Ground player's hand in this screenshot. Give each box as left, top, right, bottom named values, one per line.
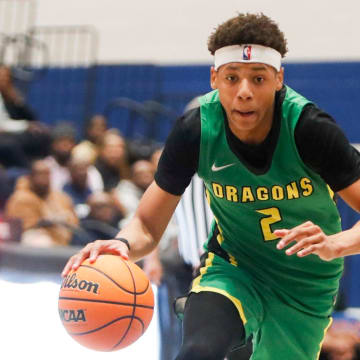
left=61, top=239, right=130, bottom=277
left=275, top=221, right=338, bottom=261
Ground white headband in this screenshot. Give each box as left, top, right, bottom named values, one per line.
left=214, top=44, right=282, bottom=71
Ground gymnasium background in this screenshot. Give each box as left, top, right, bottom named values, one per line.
left=0, top=0, right=360, bottom=358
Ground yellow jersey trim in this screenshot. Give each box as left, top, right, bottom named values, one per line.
left=191, top=252, right=247, bottom=325
left=191, top=284, right=247, bottom=326
left=192, top=252, right=214, bottom=289
left=316, top=317, right=333, bottom=360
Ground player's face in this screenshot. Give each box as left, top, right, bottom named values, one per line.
left=210, top=63, right=283, bottom=143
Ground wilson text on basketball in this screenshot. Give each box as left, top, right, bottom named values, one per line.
left=61, top=273, right=99, bottom=294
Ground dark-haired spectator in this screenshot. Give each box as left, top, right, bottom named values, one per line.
left=4, top=159, right=78, bottom=247
left=72, top=114, right=108, bottom=164
left=44, top=122, right=103, bottom=192
left=0, top=65, right=50, bottom=168
left=94, top=129, right=130, bottom=191
left=115, top=159, right=155, bottom=219
left=62, top=157, right=94, bottom=219
left=71, top=192, right=120, bottom=246
left=44, top=122, right=77, bottom=190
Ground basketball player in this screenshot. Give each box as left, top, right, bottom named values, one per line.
left=63, top=13, right=360, bottom=359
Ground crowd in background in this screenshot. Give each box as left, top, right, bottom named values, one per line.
left=0, top=65, right=157, bottom=248
left=0, top=64, right=191, bottom=360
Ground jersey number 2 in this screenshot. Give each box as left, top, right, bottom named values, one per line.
left=256, top=207, right=282, bottom=241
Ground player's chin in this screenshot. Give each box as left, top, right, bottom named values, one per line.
left=230, top=112, right=258, bottom=130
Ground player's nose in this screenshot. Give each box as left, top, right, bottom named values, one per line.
left=236, top=79, right=253, bottom=100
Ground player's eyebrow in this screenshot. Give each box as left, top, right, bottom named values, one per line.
left=250, top=65, right=267, bottom=71
left=224, top=64, right=268, bottom=72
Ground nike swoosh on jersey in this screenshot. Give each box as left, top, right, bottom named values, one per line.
left=211, top=163, right=235, bottom=172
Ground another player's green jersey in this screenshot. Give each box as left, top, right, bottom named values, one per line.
left=197, top=86, right=343, bottom=316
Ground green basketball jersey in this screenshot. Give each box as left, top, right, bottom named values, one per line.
left=197, top=86, right=343, bottom=315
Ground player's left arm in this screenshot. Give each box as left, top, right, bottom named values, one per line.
left=276, top=106, right=360, bottom=260
left=274, top=184, right=360, bottom=261
left=274, top=170, right=360, bottom=261
left=276, top=180, right=360, bottom=261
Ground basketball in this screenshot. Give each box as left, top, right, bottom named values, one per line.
left=58, top=254, right=154, bottom=351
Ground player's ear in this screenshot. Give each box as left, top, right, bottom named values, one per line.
left=210, top=66, right=218, bottom=90
left=275, top=67, right=284, bottom=91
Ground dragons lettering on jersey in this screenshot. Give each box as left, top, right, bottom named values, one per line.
left=211, top=177, right=313, bottom=203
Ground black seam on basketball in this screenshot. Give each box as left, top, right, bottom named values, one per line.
left=59, top=296, right=154, bottom=309
left=112, top=257, right=138, bottom=349
left=111, top=316, right=145, bottom=350
left=79, top=263, right=150, bottom=295
left=68, top=315, right=145, bottom=336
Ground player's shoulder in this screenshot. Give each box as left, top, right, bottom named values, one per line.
left=179, top=107, right=201, bottom=130
left=300, top=103, right=336, bottom=123
left=297, top=103, right=339, bottom=134
left=295, top=102, right=348, bottom=154
left=170, top=107, right=201, bottom=141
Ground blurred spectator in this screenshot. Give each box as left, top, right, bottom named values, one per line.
left=0, top=166, right=13, bottom=210
left=150, top=148, right=162, bottom=172
left=44, top=122, right=77, bottom=190
left=71, top=192, right=121, bottom=246
left=62, top=157, right=94, bottom=219
left=320, top=311, right=360, bottom=360
left=94, top=129, right=130, bottom=191
left=4, top=159, right=78, bottom=247
left=44, top=122, right=103, bottom=192
left=0, top=65, right=50, bottom=168
left=72, top=114, right=108, bottom=164
left=115, top=159, right=155, bottom=220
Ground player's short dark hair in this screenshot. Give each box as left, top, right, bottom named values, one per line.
left=208, top=13, right=288, bottom=57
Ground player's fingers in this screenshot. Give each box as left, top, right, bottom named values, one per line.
left=274, top=229, right=289, bottom=237
left=106, top=247, right=129, bottom=259
left=276, top=222, right=320, bottom=250
left=62, top=239, right=131, bottom=277
left=88, top=240, right=108, bottom=262
left=276, top=229, right=301, bottom=249
left=69, top=241, right=100, bottom=271
left=61, top=256, right=76, bottom=277
left=89, top=240, right=130, bottom=262
left=297, top=244, right=319, bottom=257
left=279, top=221, right=313, bottom=235
left=61, top=248, right=90, bottom=277
left=105, top=240, right=130, bottom=260
left=284, top=234, right=324, bottom=255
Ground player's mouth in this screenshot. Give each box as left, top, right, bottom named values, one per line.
left=233, top=110, right=256, bottom=117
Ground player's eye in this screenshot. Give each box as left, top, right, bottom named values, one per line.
left=254, top=76, right=264, bottom=83
left=225, top=75, right=237, bottom=82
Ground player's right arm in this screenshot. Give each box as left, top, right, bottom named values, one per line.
left=62, top=182, right=181, bottom=276
left=62, top=108, right=201, bottom=277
